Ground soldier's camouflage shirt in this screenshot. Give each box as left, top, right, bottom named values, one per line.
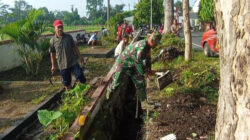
left=116, top=40, right=151, bottom=75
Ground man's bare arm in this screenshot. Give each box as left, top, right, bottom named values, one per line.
left=50, top=53, right=56, bottom=72
left=74, top=45, right=85, bottom=65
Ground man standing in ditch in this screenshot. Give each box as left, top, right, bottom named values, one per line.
left=50, top=20, right=86, bottom=90
left=107, top=31, right=161, bottom=102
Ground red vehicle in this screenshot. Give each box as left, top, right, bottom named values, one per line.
left=200, top=29, right=219, bottom=56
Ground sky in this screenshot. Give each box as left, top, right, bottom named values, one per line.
left=1, top=0, right=197, bottom=17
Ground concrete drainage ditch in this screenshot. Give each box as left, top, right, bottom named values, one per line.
left=0, top=57, right=144, bottom=140
left=83, top=77, right=143, bottom=140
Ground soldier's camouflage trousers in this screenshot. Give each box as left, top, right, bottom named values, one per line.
left=107, top=66, right=146, bottom=101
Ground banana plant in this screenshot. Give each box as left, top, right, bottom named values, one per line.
left=0, top=9, right=52, bottom=75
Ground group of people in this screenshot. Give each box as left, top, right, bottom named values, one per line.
left=50, top=18, right=181, bottom=106
left=76, top=32, right=98, bottom=49
left=116, top=20, right=134, bottom=43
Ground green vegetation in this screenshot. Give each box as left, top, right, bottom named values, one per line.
left=0, top=9, right=50, bottom=75
left=152, top=34, right=219, bottom=103
left=153, top=52, right=219, bottom=103
left=99, top=35, right=117, bottom=48
left=38, top=83, right=90, bottom=140
left=38, top=110, right=62, bottom=127
left=0, top=25, right=101, bottom=41
left=31, top=95, right=47, bottom=104
left=152, top=33, right=185, bottom=56
left=134, top=0, right=164, bottom=27
left=198, top=0, right=214, bottom=22
left=64, top=25, right=101, bottom=32
left=109, top=11, right=133, bottom=36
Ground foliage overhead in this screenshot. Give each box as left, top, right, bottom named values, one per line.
left=133, top=0, right=164, bottom=27
left=174, top=0, right=182, bottom=14
left=9, top=0, right=33, bottom=21
left=86, top=0, right=126, bottom=24
left=0, top=0, right=126, bottom=26
left=198, top=0, right=214, bottom=22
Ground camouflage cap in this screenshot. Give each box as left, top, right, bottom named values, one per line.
left=149, top=31, right=161, bottom=44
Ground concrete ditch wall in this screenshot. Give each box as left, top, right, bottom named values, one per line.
left=0, top=30, right=86, bottom=72
left=82, top=76, right=138, bottom=140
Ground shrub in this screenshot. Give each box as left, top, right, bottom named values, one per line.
left=0, top=9, right=51, bottom=75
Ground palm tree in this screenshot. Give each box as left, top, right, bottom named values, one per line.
left=0, top=9, right=50, bottom=75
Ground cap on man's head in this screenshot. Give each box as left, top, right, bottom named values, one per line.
left=150, top=31, right=161, bottom=44
left=53, top=20, right=63, bottom=27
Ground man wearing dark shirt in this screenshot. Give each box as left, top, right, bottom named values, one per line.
left=49, top=20, right=86, bottom=90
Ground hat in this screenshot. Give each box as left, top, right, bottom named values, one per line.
left=149, top=31, right=161, bottom=44
left=53, top=20, right=63, bottom=27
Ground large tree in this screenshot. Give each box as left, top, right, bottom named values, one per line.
left=9, top=0, right=32, bottom=21
left=86, top=0, right=104, bottom=22
left=215, top=0, right=250, bottom=139
left=134, top=0, right=164, bottom=28
left=0, top=1, right=9, bottom=25
left=183, top=0, right=192, bottom=61
left=163, top=0, right=174, bottom=33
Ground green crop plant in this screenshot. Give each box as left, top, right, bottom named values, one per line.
left=38, top=110, right=62, bottom=127
left=38, top=83, right=90, bottom=139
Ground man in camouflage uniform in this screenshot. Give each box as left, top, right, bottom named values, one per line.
left=107, top=32, right=161, bottom=101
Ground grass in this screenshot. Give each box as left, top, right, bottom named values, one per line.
left=152, top=50, right=220, bottom=103
left=64, top=25, right=102, bottom=33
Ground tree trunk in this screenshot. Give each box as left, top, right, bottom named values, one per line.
left=183, top=0, right=192, bottom=61
left=214, top=0, right=250, bottom=139
left=163, top=0, right=174, bottom=34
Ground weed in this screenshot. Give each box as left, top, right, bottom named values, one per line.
left=31, top=95, right=46, bottom=104
left=152, top=50, right=220, bottom=103
left=160, top=86, right=175, bottom=98
left=152, top=111, right=159, bottom=119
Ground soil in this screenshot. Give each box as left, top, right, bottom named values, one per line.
left=79, top=45, right=114, bottom=54
left=0, top=82, right=62, bottom=134
left=0, top=54, right=115, bottom=135
left=141, top=80, right=217, bottom=140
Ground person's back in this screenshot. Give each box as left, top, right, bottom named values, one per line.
left=114, top=40, right=124, bottom=58
left=118, top=40, right=150, bottom=70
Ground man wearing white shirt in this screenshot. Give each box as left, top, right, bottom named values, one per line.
left=114, top=34, right=129, bottom=58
